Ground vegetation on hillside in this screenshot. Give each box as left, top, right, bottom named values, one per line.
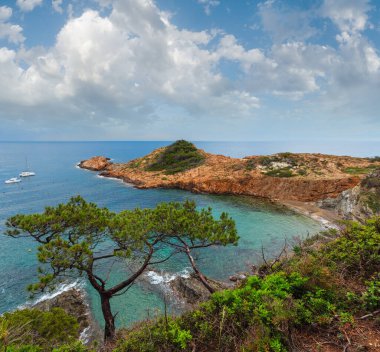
left=145, top=140, right=205, bottom=174
left=243, top=153, right=380, bottom=178
left=2, top=218, right=380, bottom=351
left=264, top=168, right=294, bottom=177
left=0, top=308, right=84, bottom=351
left=343, top=165, right=379, bottom=175
left=361, top=169, right=380, bottom=214
left=114, top=218, right=380, bottom=352
left=3, top=195, right=380, bottom=351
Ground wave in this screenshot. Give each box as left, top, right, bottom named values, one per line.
left=79, top=326, right=91, bottom=343
left=145, top=271, right=177, bottom=285
left=309, top=214, right=338, bottom=230
left=96, top=174, right=133, bottom=187
left=145, top=267, right=191, bottom=286
left=18, top=280, right=85, bottom=309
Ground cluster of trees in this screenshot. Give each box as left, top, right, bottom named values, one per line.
left=5, top=196, right=238, bottom=341
left=145, top=140, right=205, bottom=174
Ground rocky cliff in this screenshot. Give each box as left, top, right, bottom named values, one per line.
left=79, top=142, right=379, bottom=204
left=318, top=169, right=380, bottom=221
left=78, top=156, right=110, bottom=171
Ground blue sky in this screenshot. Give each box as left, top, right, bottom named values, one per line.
left=0, top=0, right=379, bottom=141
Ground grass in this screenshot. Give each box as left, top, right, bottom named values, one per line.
left=265, top=168, right=294, bottom=177
left=343, top=165, right=379, bottom=175
left=145, top=140, right=205, bottom=175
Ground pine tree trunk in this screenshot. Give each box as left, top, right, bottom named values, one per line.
left=185, top=247, right=215, bottom=294
left=101, top=294, right=115, bottom=341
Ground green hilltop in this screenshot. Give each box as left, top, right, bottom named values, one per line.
left=145, top=140, right=205, bottom=174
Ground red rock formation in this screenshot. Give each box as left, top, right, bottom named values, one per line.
left=79, top=156, right=111, bottom=171
left=79, top=149, right=379, bottom=202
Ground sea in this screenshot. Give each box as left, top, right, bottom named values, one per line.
left=0, top=141, right=379, bottom=329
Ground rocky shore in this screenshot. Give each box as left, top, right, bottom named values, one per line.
left=33, top=288, right=102, bottom=344
left=78, top=145, right=380, bottom=223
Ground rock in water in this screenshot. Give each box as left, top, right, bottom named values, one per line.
left=79, top=156, right=111, bottom=171
left=169, top=273, right=229, bottom=305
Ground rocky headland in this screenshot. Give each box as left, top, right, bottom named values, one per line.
left=78, top=141, right=380, bottom=222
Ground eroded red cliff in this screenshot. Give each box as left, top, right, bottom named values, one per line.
left=79, top=149, right=379, bottom=202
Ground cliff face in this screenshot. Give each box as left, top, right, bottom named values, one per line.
left=79, top=146, right=379, bottom=203
left=318, top=170, right=380, bottom=221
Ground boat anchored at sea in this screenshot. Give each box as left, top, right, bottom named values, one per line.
left=19, top=171, right=36, bottom=177
left=19, top=158, right=36, bottom=177
left=5, top=177, right=22, bottom=184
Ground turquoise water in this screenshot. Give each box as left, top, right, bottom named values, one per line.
left=1, top=141, right=377, bottom=328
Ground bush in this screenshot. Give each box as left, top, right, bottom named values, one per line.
left=0, top=308, right=79, bottom=351
left=245, top=159, right=256, bottom=171
left=360, top=276, right=380, bottom=311
left=146, top=140, right=205, bottom=174
left=323, top=218, right=380, bottom=278
left=115, top=271, right=348, bottom=351
left=114, top=217, right=380, bottom=351
left=344, top=166, right=379, bottom=175
left=265, top=168, right=294, bottom=178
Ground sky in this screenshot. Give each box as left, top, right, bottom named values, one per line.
left=0, top=0, right=379, bottom=141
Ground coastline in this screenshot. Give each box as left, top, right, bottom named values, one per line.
left=279, top=200, right=341, bottom=229
left=78, top=142, right=380, bottom=231
left=80, top=160, right=342, bottom=229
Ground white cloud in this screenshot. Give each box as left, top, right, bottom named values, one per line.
left=321, top=0, right=371, bottom=34
left=0, top=0, right=379, bottom=140
left=0, top=6, right=12, bottom=21
left=16, top=0, right=44, bottom=12
left=258, top=0, right=317, bottom=42
left=0, top=0, right=259, bottom=128
left=0, top=6, right=24, bottom=44
left=197, top=0, right=220, bottom=15
left=52, top=0, right=63, bottom=14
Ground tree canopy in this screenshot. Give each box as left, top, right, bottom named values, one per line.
left=5, top=196, right=238, bottom=341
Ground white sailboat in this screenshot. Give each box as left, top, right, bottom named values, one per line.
left=19, top=158, right=35, bottom=177
left=19, top=171, right=36, bottom=177
left=5, top=177, right=22, bottom=184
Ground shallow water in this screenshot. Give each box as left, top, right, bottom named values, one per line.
left=1, top=141, right=376, bottom=327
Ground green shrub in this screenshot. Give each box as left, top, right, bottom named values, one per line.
left=146, top=140, right=205, bottom=174
left=297, top=169, right=307, bottom=176
left=0, top=308, right=79, bottom=351
left=5, top=346, right=42, bottom=352
left=323, top=218, right=380, bottom=278
left=344, top=166, right=378, bottom=175
left=114, top=217, right=380, bottom=351
left=265, top=168, right=294, bottom=178
left=360, top=276, right=380, bottom=311
left=245, top=159, right=256, bottom=171
left=258, top=156, right=273, bottom=166
left=115, top=271, right=347, bottom=351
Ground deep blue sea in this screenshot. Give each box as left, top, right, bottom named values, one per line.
left=0, top=141, right=379, bottom=328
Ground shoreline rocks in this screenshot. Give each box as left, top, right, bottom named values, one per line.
left=317, top=169, right=380, bottom=222
left=33, top=288, right=102, bottom=344
left=169, top=273, right=231, bottom=306
left=78, top=156, right=111, bottom=171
